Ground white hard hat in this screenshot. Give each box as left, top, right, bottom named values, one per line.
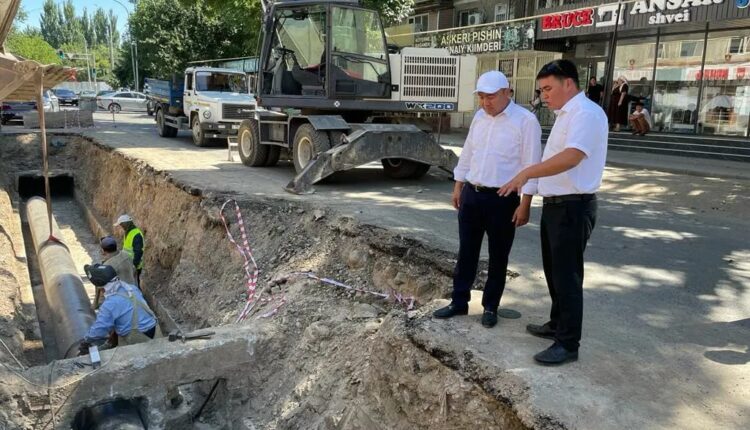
left=114, top=214, right=133, bottom=226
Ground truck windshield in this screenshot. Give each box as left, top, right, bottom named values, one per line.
left=195, top=72, right=248, bottom=93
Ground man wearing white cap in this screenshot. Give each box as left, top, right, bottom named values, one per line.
left=433, top=70, right=542, bottom=328
left=114, top=214, right=145, bottom=289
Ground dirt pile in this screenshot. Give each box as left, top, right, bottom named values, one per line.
left=0, top=133, right=529, bottom=429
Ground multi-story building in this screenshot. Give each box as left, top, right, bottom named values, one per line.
left=533, top=0, right=750, bottom=137
left=389, top=0, right=561, bottom=127
left=396, top=0, right=750, bottom=136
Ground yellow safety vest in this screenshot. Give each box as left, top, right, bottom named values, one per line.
left=123, top=227, right=145, bottom=270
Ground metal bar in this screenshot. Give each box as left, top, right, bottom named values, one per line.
left=694, top=22, right=710, bottom=135
left=26, top=197, right=95, bottom=359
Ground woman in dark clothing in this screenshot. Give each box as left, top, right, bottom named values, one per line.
left=607, top=76, right=629, bottom=131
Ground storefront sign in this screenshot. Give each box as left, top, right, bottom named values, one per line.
left=631, top=0, right=724, bottom=25
left=416, top=22, right=535, bottom=55
left=542, top=9, right=595, bottom=31
left=536, top=0, right=748, bottom=39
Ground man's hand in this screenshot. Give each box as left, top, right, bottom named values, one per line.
left=78, top=340, right=91, bottom=356
left=451, top=182, right=464, bottom=209
left=512, top=204, right=530, bottom=227
left=499, top=171, right=529, bottom=197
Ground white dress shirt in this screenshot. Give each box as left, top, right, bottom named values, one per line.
left=538, top=92, right=608, bottom=197
left=454, top=101, right=542, bottom=196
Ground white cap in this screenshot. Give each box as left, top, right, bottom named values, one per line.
left=474, top=71, right=510, bottom=94
left=114, top=214, right=132, bottom=226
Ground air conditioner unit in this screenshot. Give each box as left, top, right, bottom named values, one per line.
left=468, top=12, right=482, bottom=26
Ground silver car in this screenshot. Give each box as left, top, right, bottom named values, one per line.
left=97, top=91, right=148, bottom=113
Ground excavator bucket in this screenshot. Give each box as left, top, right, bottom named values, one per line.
left=284, top=124, right=458, bottom=195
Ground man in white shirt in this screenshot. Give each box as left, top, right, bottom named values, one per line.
left=500, top=60, right=607, bottom=365
left=433, top=71, right=542, bottom=328
left=628, top=101, right=652, bottom=135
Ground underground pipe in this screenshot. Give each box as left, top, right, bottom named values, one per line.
left=26, top=196, right=95, bottom=359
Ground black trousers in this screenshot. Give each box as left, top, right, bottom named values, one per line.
left=452, top=186, right=519, bottom=311
left=540, top=197, right=597, bottom=351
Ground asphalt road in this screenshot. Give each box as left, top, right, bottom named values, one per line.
left=83, top=111, right=750, bottom=429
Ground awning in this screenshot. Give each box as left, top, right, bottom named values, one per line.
left=1, top=0, right=74, bottom=101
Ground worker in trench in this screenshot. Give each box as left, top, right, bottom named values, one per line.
left=79, top=264, right=160, bottom=355
left=86, top=236, right=137, bottom=309
left=114, top=214, right=145, bottom=289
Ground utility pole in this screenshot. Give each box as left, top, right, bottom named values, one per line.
left=107, top=23, right=115, bottom=71
left=84, top=38, right=92, bottom=89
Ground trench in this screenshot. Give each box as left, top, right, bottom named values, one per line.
left=0, top=133, right=532, bottom=430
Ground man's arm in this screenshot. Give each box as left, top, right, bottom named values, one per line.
left=499, top=148, right=586, bottom=196
left=132, top=233, right=144, bottom=267
left=452, top=119, right=478, bottom=209
left=84, top=300, right=117, bottom=342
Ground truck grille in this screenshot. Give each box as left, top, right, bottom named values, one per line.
left=401, top=55, right=458, bottom=102
left=221, top=104, right=254, bottom=121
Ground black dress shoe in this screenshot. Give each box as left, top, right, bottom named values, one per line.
left=433, top=303, right=468, bottom=319
left=533, top=343, right=578, bottom=365
left=526, top=322, right=556, bottom=339
left=481, top=310, right=498, bottom=328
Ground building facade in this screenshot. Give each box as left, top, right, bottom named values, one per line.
left=389, top=0, right=560, bottom=127
left=530, top=0, right=750, bottom=136
left=392, top=0, right=750, bottom=136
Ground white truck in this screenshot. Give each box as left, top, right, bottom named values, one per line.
left=147, top=67, right=256, bottom=147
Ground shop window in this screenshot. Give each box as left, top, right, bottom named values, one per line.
left=499, top=59, right=515, bottom=78
left=408, top=14, right=428, bottom=32
left=494, top=2, right=515, bottom=22
left=459, top=9, right=483, bottom=26
left=537, top=0, right=561, bottom=9
left=728, top=36, right=749, bottom=54
left=680, top=41, right=704, bottom=58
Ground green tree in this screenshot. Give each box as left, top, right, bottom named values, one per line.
left=362, top=0, right=415, bottom=25
left=116, top=0, right=261, bottom=87
left=40, top=0, right=63, bottom=47
left=5, top=32, right=62, bottom=64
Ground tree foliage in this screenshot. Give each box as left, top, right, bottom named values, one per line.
left=362, top=0, right=415, bottom=25
left=39, top=0, right=120, bottom=48
left=5, top=32, right=61, bottom=65
left=117, top=0, right=261, bottom=86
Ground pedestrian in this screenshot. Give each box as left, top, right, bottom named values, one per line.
left=585, top=77, right=604, bottom=107
left=87, top=235, right=137, bottom=309
left=114, top=214, right=144, bottom=288
left=530, top=89, right=543, bottom=117
left=607, top=76, right=629, bottom=131
left=499, top=59, right=607, bottom=365
left=78, top=264, right=159, bottom=355
left=433, top=70, right=542, bottom=328
left=628, top=102, right=652, bottom=135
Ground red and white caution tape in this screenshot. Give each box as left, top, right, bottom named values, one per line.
left=220, top=199, right=260, bottom=322
left=221, top=200, right=416, bottom=322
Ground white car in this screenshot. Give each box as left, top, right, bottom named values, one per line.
left=97, top=91, right=148, bottom=113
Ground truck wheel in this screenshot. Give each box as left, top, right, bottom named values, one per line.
left=293, top=124, right=330, bottom=173
left=265, top=146, right=281, bottom=167
left=108, top=103, right=121, bottom=113
left=381, top=159, right=431, bottom=179
left=191, top=115, right=210, bottom=147
left=156, top=108, right=177, bottom=138
left=238, top=120, right=269, bottom=167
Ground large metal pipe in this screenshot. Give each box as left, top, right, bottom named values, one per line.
left=26, top=197, right=95, bottom=359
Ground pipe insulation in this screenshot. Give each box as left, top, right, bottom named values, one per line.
left=26, top=197, right=95, bottom=359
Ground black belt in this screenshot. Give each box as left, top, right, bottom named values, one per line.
left=543, top=194, right=596, bottom=205
left=466, top=182, right=499, bottom=193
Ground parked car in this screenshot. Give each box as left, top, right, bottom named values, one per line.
left=97, top=91, right=149, bottom=113
left=52, top=88, right=79, bottom=106
left=1, top=90, right=59, bottom=124
left=79, top=90, right=98, bottom=100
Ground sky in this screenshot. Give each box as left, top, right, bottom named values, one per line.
left=19, top=0, right=132, bottom=33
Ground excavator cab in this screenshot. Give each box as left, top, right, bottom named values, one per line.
left=259, top=0, right=392, bottom=106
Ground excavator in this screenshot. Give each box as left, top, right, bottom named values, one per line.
left=241, top=0, right=477, bottom=193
